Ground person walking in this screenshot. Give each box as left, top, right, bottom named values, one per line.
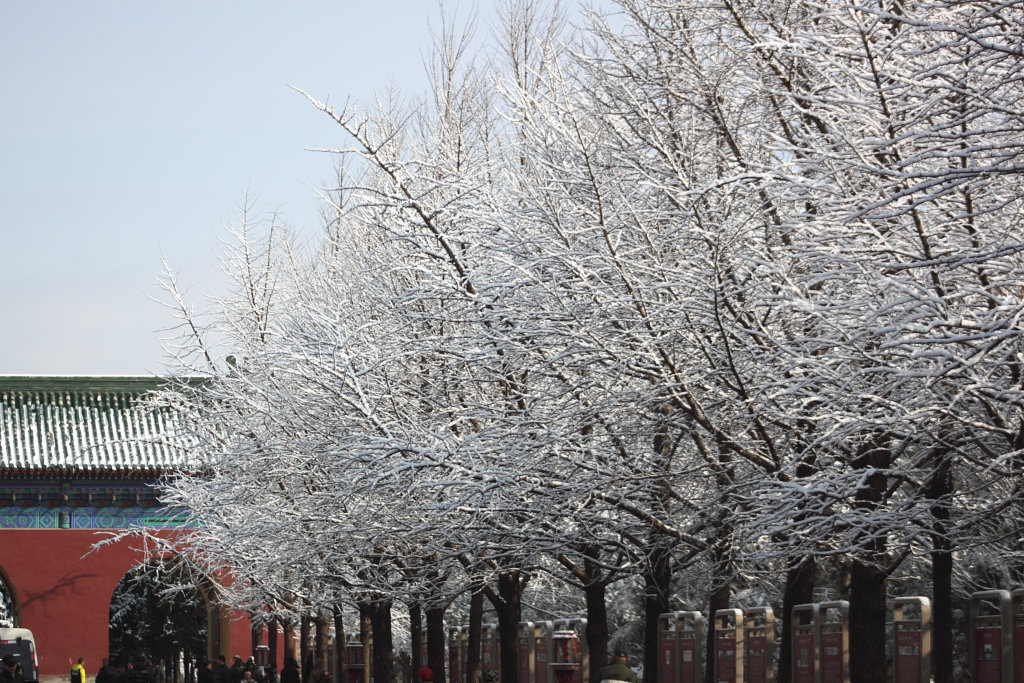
left=216, top=656, right=232, bottom=683
left=127, top=657, right=151, bottom=683
left=71, top=658, right=88, bottom=683
left=229, top=657, right=244, bottom=683
left=118, top=660, right=133, bottom=683
left=597, top=650, right=638, bottom=683
left=279, top=658, right=300, bottom=683
left=149, top=658, right=164, bottom=683
left=96, top=658, right=118, bottom=683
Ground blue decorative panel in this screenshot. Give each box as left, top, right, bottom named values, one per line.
left=0, top=507, right=191, bottom=529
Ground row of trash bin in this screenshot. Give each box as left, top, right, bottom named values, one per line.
left=339, top=588, right=1024, bottom=683
left=446, top=619, right=589, bottom=683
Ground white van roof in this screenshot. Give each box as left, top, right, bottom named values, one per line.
left=0, top=628, right=34, bottom=638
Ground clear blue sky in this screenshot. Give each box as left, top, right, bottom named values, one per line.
left=0, top=1, right=503, bottom=376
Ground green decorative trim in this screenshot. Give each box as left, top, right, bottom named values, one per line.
left=0, top=507, right=191, bottom=529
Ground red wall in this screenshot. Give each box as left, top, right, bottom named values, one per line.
left=0, top=529, right=253, bottom=677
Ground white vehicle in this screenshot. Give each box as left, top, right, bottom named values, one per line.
left=0, top=627, right=39, bottom=683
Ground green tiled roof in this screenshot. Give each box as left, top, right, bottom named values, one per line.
left=0, top=376, right=187, bottom=473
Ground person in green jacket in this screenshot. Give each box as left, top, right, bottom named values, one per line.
left=597, top=650, right=638, bottom=683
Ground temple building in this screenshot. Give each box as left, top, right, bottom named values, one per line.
left=0, top=376, right=253, bottom=681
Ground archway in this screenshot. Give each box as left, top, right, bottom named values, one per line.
left=108, top=559, right=219, bottom=682
left=0, top=529, right=258, bottom=682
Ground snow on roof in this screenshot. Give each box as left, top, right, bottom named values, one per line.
left=0, top=376, right=187, bottom=473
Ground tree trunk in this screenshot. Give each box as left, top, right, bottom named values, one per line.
left=301, top=616, right=313, bottom=683
left=286, top=620, right=299, bottom=669
left=645, top=407, right=675, bottom=683
left=360, top=601, right=373, bottom=683
left=316, top=612, right=331, bottom=674
left=849, top=444, right=890, bottom=683
left=269, top=618, right=279, bottom=672
left=849, top=559, right=887, bottom=683
left=465, top=589, right=484, bottom=683
left=410, top=604, right=423, bottom=676
left=642, top=540, right=672, bottom=683
left=333, top=605, right=345, bottom=683
left=370, top=597, right=395, bottom=683
left=490, top=570, right=526, bottom=683
left=428, top=604, right=449, bottom=683
left=777, top=555, right=815, bottom=683
left=582, top=553, right=609, bottom=683
left=1014, top=422, right=1024, bottom=583
left=927, top=452, right=954, bottom=683
left=704, top=453, right=735, bottom=683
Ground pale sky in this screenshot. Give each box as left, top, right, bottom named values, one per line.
left=0, top=1, right=505, bottom=376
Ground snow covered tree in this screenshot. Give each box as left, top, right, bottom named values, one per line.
left=142, top=3, right=1024, bottom=683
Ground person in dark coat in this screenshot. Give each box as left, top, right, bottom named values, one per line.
left=1, top=654, right=25, bottom=683
left=216, top=657, right=231, bottom=683
left=114, top=660, right=131, bottom=683
left=597, top=650, right=638, bottom=683
left=229, top=658, right=244, bottom=683
left=128, top=657, right=152, bottom=683
left=97, top=658, right=118, bottom=683
left=279, top=658, right=300, bottom=683
left=149, top=658, right=165, bottom=683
